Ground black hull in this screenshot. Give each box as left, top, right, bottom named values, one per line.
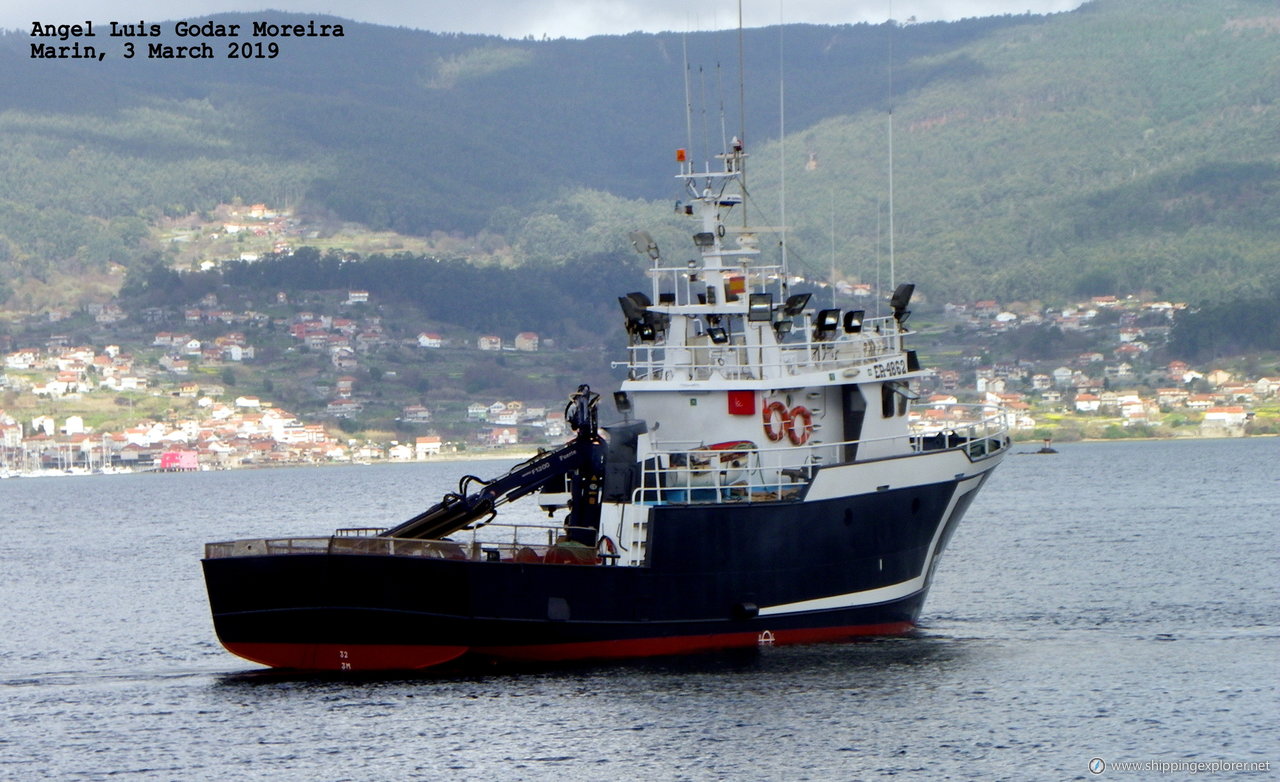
left=203, top=479, right=981, bottom=670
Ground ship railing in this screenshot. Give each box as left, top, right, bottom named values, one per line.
left=909, top=403, right=1010, bottom=459
left=640, top=262, right=787, bottom=311
left=633, top=442, right=815, bottom=504
left=634, top=404, right=1007, bottom=505
left=619, top=316, right=904, bottom=381
left=204, top=523, right=610, bottom=565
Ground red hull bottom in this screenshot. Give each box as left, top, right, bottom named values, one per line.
left=223, top=641, right=469, bottom=671
left=220, top=621, right=915, bottom=672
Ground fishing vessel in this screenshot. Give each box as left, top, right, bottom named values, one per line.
left=201, top=137, right=1009, bottom=672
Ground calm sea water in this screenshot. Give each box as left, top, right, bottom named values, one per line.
left=1, top=439, right=1276, bottom=780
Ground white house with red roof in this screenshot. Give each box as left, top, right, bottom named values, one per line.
left=1074, top=393, right=1101, bottom=413
left=484, top=427, right=519, bottom=446
left=1201, top=406, right=1248, bottom=437
left=5, top=349, right=39, bottom=369
left=415, top=436, right=443, bottom=458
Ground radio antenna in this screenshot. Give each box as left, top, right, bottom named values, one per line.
left=737, top=0, right=746, bottom=156
left=778, top=2, right=788, bottom=266
left=887, top=1, right=897, bottom=292
left=682, top=34, right=694, bottom=164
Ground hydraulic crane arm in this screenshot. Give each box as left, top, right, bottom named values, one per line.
left=380, top=386, right=604, bottom=542
left=380, top=442, right=591, bottom=540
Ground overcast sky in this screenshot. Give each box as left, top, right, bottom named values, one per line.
left=8, top=1, right=1086, bottom=39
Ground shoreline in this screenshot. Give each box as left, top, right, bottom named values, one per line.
left=7, top=433, right=1277, bottom=478
left=1011, top=431, right=1275, bottom=446
left=0, top=448, right=541, bottom=478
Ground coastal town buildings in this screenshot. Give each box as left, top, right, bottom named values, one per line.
left=1, top=289, right=1275, bottom=476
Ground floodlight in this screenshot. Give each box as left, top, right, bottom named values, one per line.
left=748, top=293, right=773, bottom=322
left=782, top=293, right=812, bottom=316
left=618, top=295, right=646, bottom=322
left=815, top=309, right=841, bottom=330
left=889, top=283, right=915, bottom=324
left=813, top=308, right=840, bottom=342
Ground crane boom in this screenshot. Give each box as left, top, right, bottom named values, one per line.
left=380, top=386, right=605, bottom=542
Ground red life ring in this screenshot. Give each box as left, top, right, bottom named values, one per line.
left=762, top=401, right=790, bottom=442
left=786, top=406, right=813, bottom=445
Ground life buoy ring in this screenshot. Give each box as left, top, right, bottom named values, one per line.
left=786, top=406, right=813, bottom=445
left=762, top=401, right=790, bottom=442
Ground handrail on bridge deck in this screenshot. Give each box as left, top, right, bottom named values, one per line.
left=634, top=404, right=1007, bottom=506
left=618, top=315, right=907, bottom=382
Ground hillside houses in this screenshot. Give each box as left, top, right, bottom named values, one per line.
left=0, top=392, right=468, bottom=472
left=2, top=273, right=1275, bottom=478
left=285, top=312, right=396, bottom=369
left=153, top=329, right=257, bottom=364
left=946, top=294, right=1187, bottom=341
left=400, top=405, right=432, bottom=423
left=0, top=403, right=341, bottom=472
left=482, top=427, right=519, bottom=446
left=920, top=288, right=1280, bottom=434
left=5, top=310, right=1274, bottom=455
left=5, top=349, right=39, bottom=369
left=413, top=331, right=542, bottom=352
left=284, top=309, right=538, bottom=357
left=942, top=350, right=1276, bottom=439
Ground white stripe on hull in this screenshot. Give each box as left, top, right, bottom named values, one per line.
left=804, top=448, right=982, bottom=501
left=758, top=469, right=990, bottom=618
left=758, top=574, right=926, bottom=616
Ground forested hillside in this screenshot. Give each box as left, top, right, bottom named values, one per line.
left=0, top=0, right=1277, bottom=320
left=748, top=0, right=1280, bottom=305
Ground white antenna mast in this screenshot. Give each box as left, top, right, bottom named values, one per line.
left=700, top=66, right=711, bottom=170
left=712, top=8, right=729, bottom=154
left=682, top=34, right=694, bottom=166
left=737, top=0, right=746, bottom=158
left=876, top=201, right=883, bottom=316
left=887, top=2, right=897, bottom=293
left=778, top=2, right=787, bottom=271
left=830, top=196, right=837, bottom=307
left=717, top=62, right=729, bottom=155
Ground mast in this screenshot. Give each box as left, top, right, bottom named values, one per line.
left=887, top=4, right=896, bottom=293
left=777, top=3, right=788, bottom=274
left=737, top=0, right=746, bottom=170
left=682, top=34, right=694, bottom=161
